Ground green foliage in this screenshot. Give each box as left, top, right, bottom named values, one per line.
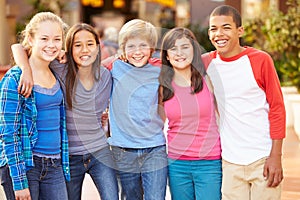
left=16, top=0, right=64, bottom=42
left=185, top=23, right=215, bottom=53
left=243, top=0, right=300, bottom=91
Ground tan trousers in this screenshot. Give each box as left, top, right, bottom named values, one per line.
left=222, top=157, right=281, bottom=200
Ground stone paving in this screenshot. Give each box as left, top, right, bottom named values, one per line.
left=82, top=127, right=300, bottom=200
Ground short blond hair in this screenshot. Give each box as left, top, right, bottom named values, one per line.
left=118, top=19, right=158, bottom=55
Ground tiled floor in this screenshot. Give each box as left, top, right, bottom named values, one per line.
left=82, top=127, right=300, bottom=200
left=281, top=127, right=300, bottom=200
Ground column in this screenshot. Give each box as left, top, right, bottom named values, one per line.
left=0, top=0, right=10, bottom=65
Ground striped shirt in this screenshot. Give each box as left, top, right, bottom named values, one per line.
left=0, top=66, right=70, bottom=191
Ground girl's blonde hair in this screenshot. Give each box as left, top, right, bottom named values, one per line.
left=21, top=12, right=68, bottom=55
left=118, top=19, right=158, bottom=55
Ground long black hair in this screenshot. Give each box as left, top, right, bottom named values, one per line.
left=65, top=23, right=101, bottom=109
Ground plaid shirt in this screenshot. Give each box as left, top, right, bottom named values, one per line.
left=0, top=66, right=70, bottom=191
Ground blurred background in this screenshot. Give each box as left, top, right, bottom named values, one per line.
left=0, top=0, right=289, bottom=66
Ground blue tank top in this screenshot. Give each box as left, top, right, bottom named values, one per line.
left=33, top=81, right=62, bottom=155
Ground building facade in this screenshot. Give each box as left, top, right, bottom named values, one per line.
left=0, top=0, right=288, bottom=67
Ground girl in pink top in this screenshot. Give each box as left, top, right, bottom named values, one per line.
left=159, top=27, right=222, bottom=200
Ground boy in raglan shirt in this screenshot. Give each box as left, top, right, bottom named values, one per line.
left=202, top=5, right=286, bottom=200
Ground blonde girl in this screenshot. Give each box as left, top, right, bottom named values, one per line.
left=0, top=12, right=70, bottom=200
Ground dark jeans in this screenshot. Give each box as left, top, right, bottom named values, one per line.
left=66, top=146, right=118, bottom=200
left=27, top=156, right=68, bottom=200
left=0, top=165, right=15, bottom=200
left=0, top=156, right=68, bottom=200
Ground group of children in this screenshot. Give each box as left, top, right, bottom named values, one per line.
left=0, top=5, right=285, bottom=200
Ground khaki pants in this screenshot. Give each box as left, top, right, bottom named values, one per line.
left=222, top=157, right=281, bottom=200
left=0, top=185, right=6, bottom=200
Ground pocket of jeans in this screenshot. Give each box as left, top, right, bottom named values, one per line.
left=52, top=159, right=62, bottom=168
left=111, top=146, right=123, bottom=162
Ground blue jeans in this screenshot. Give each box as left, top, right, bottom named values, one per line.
left=0, top=156, right=68, bottom=200
left=66, top=146, right=118, bottom=200
left=26, top=156, right=68, bottom=200
left=168, top=159, right=222, bottom=200
left=111, top=145, right=168, bottom=200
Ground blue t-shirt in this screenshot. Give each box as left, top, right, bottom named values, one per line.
left=33, top=80, right=62, bottom=155
left=108, top=59, right=165, bottom=148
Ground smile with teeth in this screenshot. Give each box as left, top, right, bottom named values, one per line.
left=132, top=56, right=144, bottom=61
left=44, top=50, right=57, bottom=56
left=175, top=58, right=186, bottom=62
left=215, top=39, right=227, bottom=47
left=80, top=55, right=90, bottom=61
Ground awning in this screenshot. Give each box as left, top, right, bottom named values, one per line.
left=146, top=0, right=176, bottom=7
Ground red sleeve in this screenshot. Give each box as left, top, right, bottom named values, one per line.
left=101, top=56, right=117, bottom=70
left=248, top=49, right=286, bottom=139
left=148, top=57, right=162, bottom=67
left=201, top=52, right=216, bottom=70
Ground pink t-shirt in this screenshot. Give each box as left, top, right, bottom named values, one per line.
left=164, top=79, right=221, bottom=160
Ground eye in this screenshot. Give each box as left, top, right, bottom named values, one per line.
left=140, top=43, right=149, bottom=48
left=169, top=47, right=177, bottom=51
left=182, top=45, right=190, bottom=49
left=126, top=45, right=135, bottom=49
left=88, top=43, right=95, bottom=46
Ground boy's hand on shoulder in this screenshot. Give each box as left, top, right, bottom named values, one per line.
left=18, top=67, right=33, bottom=98
left=263, top=154, right=283, bottom=187
left=57, top=50, right=67, bottom=64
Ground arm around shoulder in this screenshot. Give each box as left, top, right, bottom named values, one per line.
left=11, top=43, right=33, bottom=98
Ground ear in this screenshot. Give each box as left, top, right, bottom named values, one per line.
left=166, top=54, right=170, bottom=61
left=238, top=26, right=244, bottom=38
left=28, top=35, right=34, bottom=47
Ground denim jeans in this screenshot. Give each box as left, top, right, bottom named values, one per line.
left=66, top=146, right=118, bottom=200
left=111, top=145, right=168, bottom=200
left=0, top=165, right=15, bottom=200
left=0, top=156, right=68, bottom=200
left=26, top=156, right=68, bottom=200
left=168, top=158, right=222, bottom=200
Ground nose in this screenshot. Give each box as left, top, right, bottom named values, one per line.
left=82, top=44, right=89, bottom=52
left=134, top=46, right=142, bottom=52
left=175, top=48, right=183, bottom=56
left=215, top=28, right=224, bottom=36
left=47, top=39, right=55, bottom=47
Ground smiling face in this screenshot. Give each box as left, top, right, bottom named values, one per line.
left=72, top=30, right=99, bottom=68
left=29, top=21, right=63, bottom=63
left=124, top=37, right=152, bottom=67
left=208, top=15, right=244, bottom=58
left=167, top=37, right=193, bottom=72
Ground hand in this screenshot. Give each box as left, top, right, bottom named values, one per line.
left=57, top=50, right=67, bottom=64
left=118, top=53, right=127, bottom=62
left=263, top=155, right=283, bottom=187
left=101, top=109, right=109, bottom=127
left=18, top=67, right=33, bottom=98
left=15, top=188, right=31, bottom=200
